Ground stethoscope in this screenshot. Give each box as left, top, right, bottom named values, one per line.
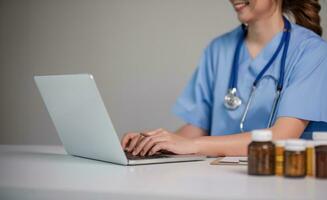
left=224, top=17, right=291, bottom=132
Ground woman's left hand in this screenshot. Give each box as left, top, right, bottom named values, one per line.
left=132, top=128, right=199, bottom=156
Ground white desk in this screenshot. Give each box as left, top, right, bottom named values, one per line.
left=0, top=145, right=326, bottom=200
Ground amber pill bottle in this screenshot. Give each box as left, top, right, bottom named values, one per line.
left=274, top=140, right=286, bottom=176
left=248, top=130, right=275, bottom=176
left=284, top=140, right=306, bottom=178
left=313, top=132, right=327, bottom=179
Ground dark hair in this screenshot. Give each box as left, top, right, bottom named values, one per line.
left=282, top=0, right=322, bottom=36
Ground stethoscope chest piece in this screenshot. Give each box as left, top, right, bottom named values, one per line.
left=224, top=88, right=242, bottom=110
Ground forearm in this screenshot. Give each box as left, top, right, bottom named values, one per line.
left=174, top=117, right=308, bottom=156
left=192, top=132, right=252, bottom=157
left=192, top=117, right=308, bottom=157
left=192, top=128, right=285, bottom=157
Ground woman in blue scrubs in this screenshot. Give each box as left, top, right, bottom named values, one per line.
left=122, top=0, right=327, bottom=156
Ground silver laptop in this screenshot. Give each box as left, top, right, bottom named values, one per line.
left=34, top=74, right=206, bottom=165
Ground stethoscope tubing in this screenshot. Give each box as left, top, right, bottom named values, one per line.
left=228, top=17, right=292, bottom=132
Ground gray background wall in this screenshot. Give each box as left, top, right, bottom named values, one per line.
left=1, top=0, right=327, bottom=145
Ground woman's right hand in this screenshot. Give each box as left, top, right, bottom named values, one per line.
left=121, top=132, right=143, bottom=153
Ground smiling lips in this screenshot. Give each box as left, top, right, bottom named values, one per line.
left=233, top=0, right=250, bottom=12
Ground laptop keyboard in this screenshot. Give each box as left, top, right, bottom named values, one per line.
left=125, top=151, right=170, bottom=160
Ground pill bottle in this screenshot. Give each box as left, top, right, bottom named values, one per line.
left=284, top=139, right=306, bottom=178
left=274, top=140, right=286, bottom=176
left=313, top=132, right=327, bottom=179
left=306, top=141, right=315, bottom=177
left=248, top=130, right=275, bottom=176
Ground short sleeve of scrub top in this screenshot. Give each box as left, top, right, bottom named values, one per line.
left=276, top=37, right=327, bottom=134
left=172, top=47, right=216, bottom=131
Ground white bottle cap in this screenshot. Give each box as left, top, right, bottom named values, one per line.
left=274, top=140, right=286, bottom=147
left=313, top=132, right=327, bottom=141
left=286, top=139, right=306, bottom=146
left=315, top=141, right=327, bottom=146
left=251, top=130, right=272, bottom=142
left=285, top=139, right=306, bottom=151
left=285, top=145, right=306, bottom=151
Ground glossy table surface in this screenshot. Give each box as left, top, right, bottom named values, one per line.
left=0, top=145, right=326, bottom=200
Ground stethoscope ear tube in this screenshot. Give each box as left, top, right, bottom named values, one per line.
left=277, top=21, right=291, bottom=90
left=267, top=89, right=281, bottom=128
left=240, top=86, right=256, bottom=132
left=266, top=19, right=291, bottom=128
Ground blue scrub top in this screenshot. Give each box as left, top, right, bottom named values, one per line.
left=173, top=22, right=327, bottom=139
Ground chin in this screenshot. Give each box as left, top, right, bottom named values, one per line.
left=237, top=12, right=254, bottom=24
left=237, top=16, right=250, bottom=24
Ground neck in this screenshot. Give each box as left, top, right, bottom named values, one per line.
left=246, top=13, right=284, bottom=46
